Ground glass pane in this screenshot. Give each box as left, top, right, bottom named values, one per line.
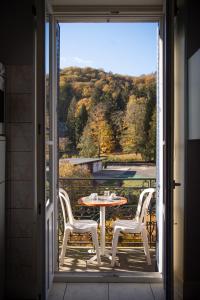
left=45, top=16, right=52, bottom=206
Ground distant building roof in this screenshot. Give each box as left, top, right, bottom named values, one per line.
left=60, top=157, right=104, bottom=165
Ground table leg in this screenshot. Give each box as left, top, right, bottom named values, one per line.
left=100, top=206, right=105, bottom=255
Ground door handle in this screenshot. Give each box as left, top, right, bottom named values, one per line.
left=173, top=180, right=181, bottom=189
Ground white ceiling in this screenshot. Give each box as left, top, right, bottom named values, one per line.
left=51, top=0, right=163, bottom=6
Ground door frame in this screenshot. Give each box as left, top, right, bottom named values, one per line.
left=52, top=8, right=164, bottom=278
left=163, top=0, right=175, bottom=299
left=38, top=3, right=176, bottom=299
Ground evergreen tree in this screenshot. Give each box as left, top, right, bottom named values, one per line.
left=120, top=96, right=147, bottom=155
left=91, top=86, right=102, bottom=103
left=59, top=83, right=73, bottom=122
left=67, top=96, right=77, bottom=149
left=75, top=104, right=88, bottom=143
left=142, top=80, right=156, bottom=160
left=57, top=67, right=157, bottom=160
left=78, top=126, right=99, bottom=157
left=78, top=103, right=115, bottom=156
left=146, top=108, right=156, bottom=161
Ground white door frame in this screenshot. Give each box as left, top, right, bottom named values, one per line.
left=50, top=14, right=59, bottom=273
left=49, top=7, right=165, bottom=282
left=157, top=18, right=164, bottom=274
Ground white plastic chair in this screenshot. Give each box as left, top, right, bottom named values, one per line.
left=59, top=188, right=101, bottom=265
left=111, top=188, right=155, bottom=267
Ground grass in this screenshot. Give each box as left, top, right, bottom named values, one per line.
left=102, top=152, right=142, bottom=162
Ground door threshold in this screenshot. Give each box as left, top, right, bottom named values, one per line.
left=54, top=271, right=162, bottom=283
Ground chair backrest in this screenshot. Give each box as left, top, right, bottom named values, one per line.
left=135, top=188, right=155, bottom=225
left=59, top=188, right=75, bottom=225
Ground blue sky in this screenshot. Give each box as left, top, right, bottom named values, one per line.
left=59, top=23, right=158, bottom=76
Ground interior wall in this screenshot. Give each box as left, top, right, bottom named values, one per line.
left=0, top=137, right=5, bottom=300
left=0, top=1, right=38, bottom=299
left=184, top=0, right=200, bottom=298
left=173, top=0, right=186, bottom=298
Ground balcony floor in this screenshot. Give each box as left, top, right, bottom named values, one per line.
left=59, top=247, right=156, bottom=273
left=48, top=283, right=164, bottom=300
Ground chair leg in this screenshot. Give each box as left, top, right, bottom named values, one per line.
left=60, top=229, right=70, bottom=265
left=141, top=228, right=151, bottom=265
left=91, top=228, right=101, bottom=265
left=111, top=228, right=120, bottom=267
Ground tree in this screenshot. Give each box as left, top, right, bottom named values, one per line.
left=91, top=86, right=102, bottom=103
left=145, top=108, right=156, bottom=161
left=141, top=79, right=156, bottom=160
left=120, top=95, right=147, bottom=155
left=59, top=137, right=72, bottom=158
left=58, top=67, right=157, bottom=159
left=78, top=126, right=99, bottom=157
left=59, top=83, right=73, bottom=122
left=75, top=104, right=88, bottom=143
left=110, top=110, right=124, bottom=151
left=67, top=96, right=77, bottom=149
left=78, top=103, right=115, bottom=156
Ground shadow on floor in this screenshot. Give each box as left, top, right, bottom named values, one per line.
left=59, top=247, right=156, bottom=273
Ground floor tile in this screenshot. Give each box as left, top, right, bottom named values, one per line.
left=48, top=283, right=66, bottom=300
left=64, top=283, right=108, bottom=300
left=151, top=283, right=165, bottom=300
left=109, top=283, right=154, bottom=300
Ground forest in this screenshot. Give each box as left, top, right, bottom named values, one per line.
left=58, top=66, right=156, bottom=161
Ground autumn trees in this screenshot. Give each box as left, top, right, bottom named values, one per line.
left=120, top=95, right=147, bottom=155
left=78, top=103, right=115, bottom=157
left=58, top=67, right=156, bottom=161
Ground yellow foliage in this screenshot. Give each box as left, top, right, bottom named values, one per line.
left=59, top=162, right=91, bottom=178
left=102, top=84, right=110, bottom=93
left=104, top=152, right=142, bottom=162
left=88, top=104, right=115, bottom=154
left=75, top=98, right=92, bottom=116
left=82, top=86, right=92, bottom=97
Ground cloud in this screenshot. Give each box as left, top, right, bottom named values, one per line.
left=60, top=56, right=94, bottom=68
left=73, top=56, right=93, bottom=65
left=60, top=56, right=67, bottom=63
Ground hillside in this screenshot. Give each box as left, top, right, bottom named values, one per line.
left=58, top=67, right=156, bottom=161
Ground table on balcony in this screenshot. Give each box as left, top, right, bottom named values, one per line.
left=78, top=195, right=127, bottom=263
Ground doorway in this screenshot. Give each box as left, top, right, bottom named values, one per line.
left=40, top=1, right=181, bottom=298
left=58, top=21, right=159, bottom=275
left=44, top=10, right=165, bottom=298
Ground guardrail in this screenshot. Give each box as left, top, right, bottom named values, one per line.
left=103, top=161, right=155, bottom=168
left=58, top=177, right=157, bottom=248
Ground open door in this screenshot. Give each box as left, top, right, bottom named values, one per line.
left=173, top=0, right=186, bottom=298
left=45, top=11, right=54, bottom=298
left=163, top=0, right=176, bottom=298
left=164, top=1, right=186, bottom=299
left=44, top=10, right=59, bottom=299
left=156, top=20, right=164, bottom=275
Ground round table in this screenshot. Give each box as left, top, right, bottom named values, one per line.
left=78, top=195, right=127, bottom=261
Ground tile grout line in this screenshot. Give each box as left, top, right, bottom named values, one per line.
left=63, top=283, right=68, bottom=300
left=150, top=283, right=156, bottom=300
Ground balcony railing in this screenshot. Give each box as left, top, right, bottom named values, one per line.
left=58, top=177, right=157, bottom=249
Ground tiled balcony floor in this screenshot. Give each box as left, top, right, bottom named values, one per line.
left=59, top=247, right=156, bottom=273
left=48, top=283, right=164, bottom=300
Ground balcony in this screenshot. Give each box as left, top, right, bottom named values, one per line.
left=58, top=176, right=157, bottom=273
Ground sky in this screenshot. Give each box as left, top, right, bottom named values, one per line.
left=59, top=23, right=158, bottom=77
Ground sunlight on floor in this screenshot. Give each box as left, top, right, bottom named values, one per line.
left=59, top=247, right=156, bottom=273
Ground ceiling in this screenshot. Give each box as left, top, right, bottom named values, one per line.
left=51, top=0, right=163, bottom=6
left=50, top=0, right=164, bottom=18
